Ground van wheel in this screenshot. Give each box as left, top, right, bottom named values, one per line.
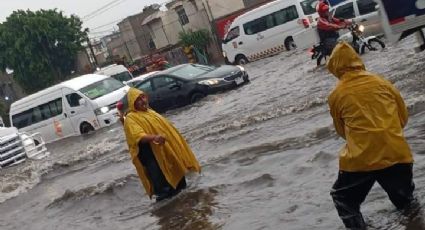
left=285, top=37, right=296, bottom=51
left=190, top=92, right=205, bottom=104
left=235, top=55, right=249, bottom=65
left=80, top=122, right=94, bottom=134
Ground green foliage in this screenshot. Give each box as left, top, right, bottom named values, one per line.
left=178, top=29, right=211, bottom=50
left=0, top=9, right=88, bottom=93
left=0, top=102, right=7, bottom=126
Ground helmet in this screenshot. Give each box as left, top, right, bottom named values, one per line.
left=317, top=1, right=330, bottom=17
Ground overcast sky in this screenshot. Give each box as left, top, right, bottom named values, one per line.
left=0, top=0, right=169, bottom=39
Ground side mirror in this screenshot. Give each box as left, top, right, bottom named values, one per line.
left=79, top=98, right=87, bottom=106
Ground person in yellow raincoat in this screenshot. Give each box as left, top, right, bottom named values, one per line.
left=122, top=88, right=201, bottom=202
left=327, top=42, right=415, bottom=229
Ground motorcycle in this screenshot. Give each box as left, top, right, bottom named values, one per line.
left=310, top=22, right=386, bottom=66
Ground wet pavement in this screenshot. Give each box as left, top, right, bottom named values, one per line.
left=1, top=36, right=425, bottom=230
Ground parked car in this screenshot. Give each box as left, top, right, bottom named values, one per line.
left=330, top=0, right=383, bottom=37
left=222, top=0, right=320, bottom=65
left=125, top=71, right=159, bottom=87
left=128, top=64, right=249, bottom=113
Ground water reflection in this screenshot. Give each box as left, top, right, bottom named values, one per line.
left=152, top=188, right=220, bottom=230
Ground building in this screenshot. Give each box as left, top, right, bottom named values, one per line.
left=104, top=32, right=130, bottom=62
left=117, top=5, right=162, bottom=61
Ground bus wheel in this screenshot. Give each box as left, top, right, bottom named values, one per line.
left=235, top=55, right=249, bottom=65
left=80, top=122, right=94, bottom=134
left=285, top=37, right=296, bottom=51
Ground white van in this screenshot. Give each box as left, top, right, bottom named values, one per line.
left=95, top=64, right=133, bottom=83
left=9, top=74, right=129, bottom=144
left=222, top=0, right=319, bottom=65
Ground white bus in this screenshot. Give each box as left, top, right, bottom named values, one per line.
left=222, top=0, right=319, bottom=65
left=9, top=74, right=129, bottom=144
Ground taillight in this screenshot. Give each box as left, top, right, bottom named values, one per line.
left=302, top=18, right=310, bottom=28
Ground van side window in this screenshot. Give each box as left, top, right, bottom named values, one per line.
left=334, top=2, right=355, bottom=19
left=274, top=5, right=299, bottom=26
left=244, top=5, right=300, bottom=35
left=357, top=0, right=377, bottom=15
left=244, top=17, right=267, bottom=35
left=66, top=93, right=83, bottom=107
left=225, top=27, right=240, bottom=42
left=12, top=98, right=63, bottom=129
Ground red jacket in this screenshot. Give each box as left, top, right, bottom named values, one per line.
left=317, top=16, right=347, bottom=31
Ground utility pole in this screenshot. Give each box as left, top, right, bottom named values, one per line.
left=86, top=37, right=98, bottom=67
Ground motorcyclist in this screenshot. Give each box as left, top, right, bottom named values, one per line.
left=316, top=0, right=351, bottom=56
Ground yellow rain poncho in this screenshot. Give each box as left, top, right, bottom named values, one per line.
left=123, top=88, right=201, bottom=197
left=327, top=42, right=413, bottom=172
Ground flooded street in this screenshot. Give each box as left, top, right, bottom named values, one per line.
left=1, top=37, right=425, bottom=230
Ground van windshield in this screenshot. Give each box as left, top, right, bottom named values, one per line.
left=301, top=0, right=318, bottom=15
left=112, top=72, right=132, bottom=82
left=79, top=78, right=125, bottom=100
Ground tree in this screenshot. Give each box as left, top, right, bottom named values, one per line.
left=0, top=9, right=88, bottom=93
left=178, top=29, right=211, bottom=64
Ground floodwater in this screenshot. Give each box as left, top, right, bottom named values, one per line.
left=1, top=37, right=425, bottom=230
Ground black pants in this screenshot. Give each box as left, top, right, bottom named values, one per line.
left=138, top=143, right=186, bottom=201
left=322, top=37, right=338, bottom=56
left=331, top=163, right=415, bottom=229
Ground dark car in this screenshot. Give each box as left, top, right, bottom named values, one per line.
left=127, top=64, right=249, bottom=113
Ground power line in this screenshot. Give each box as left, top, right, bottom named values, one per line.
left=84, top=0, right=130, bottom=22
left=81, top=0, right=125, bottom=20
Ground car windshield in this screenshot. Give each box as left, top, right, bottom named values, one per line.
left=168, top=64, right=215, bottom=79
left=111, top=72, right=132, bottom=82
left=79, top=78, right=125, bottom=100
left=301, top=0, right=319, bottom=15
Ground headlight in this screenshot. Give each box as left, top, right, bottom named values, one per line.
left=198, top=79, right=221, bottom=86
left=236, top=65, right=245, bottom=72
left=222, top=51, right=227, bottom=57
left=95, top=106, right=110, bottom=115
left=358, top=25, right=365, bottom=32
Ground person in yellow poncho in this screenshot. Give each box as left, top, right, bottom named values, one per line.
left=122, top=88, right=201, bottom=202
left=327, top=42, right=415, bottom=229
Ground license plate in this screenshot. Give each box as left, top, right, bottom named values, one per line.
left=235, top=77, right=243, bottom=85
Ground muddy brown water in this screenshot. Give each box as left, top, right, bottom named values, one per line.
left=1, top=37, right=425, bottom=230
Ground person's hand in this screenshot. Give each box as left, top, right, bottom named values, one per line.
left=152, top=135, right=166, bottom=145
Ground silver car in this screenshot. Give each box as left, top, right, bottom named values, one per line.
left=330, top=0, right=383, bottom=37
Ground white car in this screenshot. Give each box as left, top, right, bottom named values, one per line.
left=125, top=71, right=159, bottom=87
left=330, top=0, right=383, bottom=37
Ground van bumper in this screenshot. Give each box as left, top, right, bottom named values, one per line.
left=97, top=109, right=120, bottom=127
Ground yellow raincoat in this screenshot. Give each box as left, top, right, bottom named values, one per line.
left=327, top=42, right=413, bottom=172
left=123, top=88, right=201, bottom=197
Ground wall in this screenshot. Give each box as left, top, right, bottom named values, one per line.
left=199, top=0, right=245, bottom=20
left=118, top=18, right=142, bottom=61
left=162, top=0, right=212, bottom=45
